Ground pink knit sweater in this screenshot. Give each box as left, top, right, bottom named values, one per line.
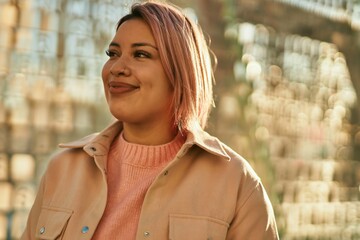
left=92, top=132, right=185, bottom=239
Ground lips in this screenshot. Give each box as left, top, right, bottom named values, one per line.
left=108, top=81, right=140, bottom=94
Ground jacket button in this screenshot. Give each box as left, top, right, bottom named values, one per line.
left=90, top=147, right=97, bottom=152
left=164, top=170, right=168, bottom=176
left=39, top=227, right=45, bottom=234
left=81, top=226, right=89, bottom=234
left=144, top=231, right=150, bottom=237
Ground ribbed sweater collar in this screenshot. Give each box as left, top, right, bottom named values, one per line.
left=110, top=132, right=186, bottom=168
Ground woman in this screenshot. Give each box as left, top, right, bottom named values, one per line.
left=22, top=1, right=279, bottom=239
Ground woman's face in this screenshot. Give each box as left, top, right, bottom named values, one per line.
left=102, top=18, right=174, bottom=129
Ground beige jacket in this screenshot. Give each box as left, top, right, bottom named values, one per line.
left=21, top=121, right=279, bottom=240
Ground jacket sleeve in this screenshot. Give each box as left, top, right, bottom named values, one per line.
left=226, top=181, right=279, bottom=240
left=20, top=174, right=46, bottom=240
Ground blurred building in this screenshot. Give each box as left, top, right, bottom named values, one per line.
left=277, top=0, right=360, bottom=30
left=237, top=24, right=359, bottom=239
left=222, top=0, right=360, bottom=239
left=0, top=0, right=132, bottom=238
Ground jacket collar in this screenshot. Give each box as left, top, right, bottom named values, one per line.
left=183, top=125, right=230, bottom=161
left=59, top=121, right=230, bottom=161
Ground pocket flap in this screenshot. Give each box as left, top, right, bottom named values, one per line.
left=35, top=206, right=73, bottom=239
left=169, top=214, right=229, bottom=240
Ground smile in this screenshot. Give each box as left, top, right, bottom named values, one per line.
left=108, top=81, right=140, bottom=94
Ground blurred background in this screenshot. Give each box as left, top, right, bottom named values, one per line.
left=0, top=0, right=360, bottom=239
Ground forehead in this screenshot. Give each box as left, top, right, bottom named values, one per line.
left=114, top=18, right=156, bottom=45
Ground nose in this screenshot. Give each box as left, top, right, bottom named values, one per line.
left=109, top=57, right=130, bottom=77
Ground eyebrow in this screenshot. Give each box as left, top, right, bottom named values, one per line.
left=109, top=42, right=158, bottom=50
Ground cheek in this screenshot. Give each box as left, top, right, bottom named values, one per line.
left=101, top=63, right=110, bottom=99
left=102, top=61, right=111, bottom=81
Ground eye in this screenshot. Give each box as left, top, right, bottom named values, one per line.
left=105, top=50, right=118, bottom=58
left=134, top=50, right=150, bottom=58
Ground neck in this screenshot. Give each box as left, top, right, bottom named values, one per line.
left=122, top=122, right=178, bottom=145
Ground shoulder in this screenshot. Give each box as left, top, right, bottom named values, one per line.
left=44, top=132, right=101, bottom=179
left=221, top=142, right=260, bottom=181
left=189, top=128, right=260, bottom=183
left=44, top=148, right=92, bottom=178
left=190, top=131, right=263, bottom=199
left=188, top=130, right=261, bottom=195
left=219, top=141, right=262, bottom=195
left=45, top=131, right=100, bottom=170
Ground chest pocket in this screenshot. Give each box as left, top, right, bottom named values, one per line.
left=169, top=214, right=229, bottom=240
left=35, top=206, right=73, bottom=240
